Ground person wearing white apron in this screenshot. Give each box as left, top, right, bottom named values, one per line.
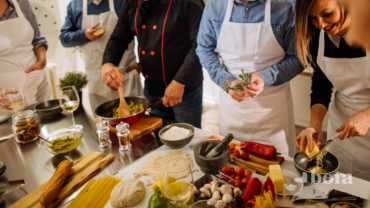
left=0, top=0, right=49, bottom=122
left=60, top=0, right=142, bottom=119
left=196, top=0, right=304, bottom=157
left=294, top=0, right=370, bottom=181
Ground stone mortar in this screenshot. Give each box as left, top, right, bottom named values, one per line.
left=194, top=140, right=230, bottom=174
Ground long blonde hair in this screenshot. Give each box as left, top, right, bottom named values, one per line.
left=295, top=0, right=347, bottom=68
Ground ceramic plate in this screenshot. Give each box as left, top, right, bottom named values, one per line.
left=264, top=169, right=304, bottom=196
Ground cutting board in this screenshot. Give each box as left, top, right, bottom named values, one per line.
left=205, top=135, right=284, bottom=175
left=10, top=151, right=116, bottom=208
left=93, top=115, right=163, bottom=138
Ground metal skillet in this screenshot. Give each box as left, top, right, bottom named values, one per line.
left=95, top=96, right=163, bottom=127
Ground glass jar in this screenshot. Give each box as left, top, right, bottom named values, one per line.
left=116, top=122, right=130, bottom=151
left=96, top=120, right=111, bottom=148
left=11, top=110, right=40, bottom=144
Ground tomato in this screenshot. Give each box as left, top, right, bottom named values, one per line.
left=230, top=149, right=235, bottom=153
left=221, top=166, right=230, bottom=175
left=242, top=178, right=249, bottom=184
left=244, top=169, right=252, bottom=178
left=241, top=151, right=249, bottom=160
left=228, top=179, right=235, bottom=185
left=230, top=174, right=236, bottom=179
left=235, top=181, right=243, bottom=189
left=229, top=143, right=236, bottom=148
left=221, top=175, right=229, bottom=181
left=235, top=176, right=242, bottom=181
left=229, top=167, right=236, bottom=175
left=235, top=150, right=240, bottom=158
left=236, top=166, right=245, bottom=177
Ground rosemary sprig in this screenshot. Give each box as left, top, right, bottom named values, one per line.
left=223, top=69, right=252, bottom=91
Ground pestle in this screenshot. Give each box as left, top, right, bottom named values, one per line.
left=205, top=133, right=234, bottom=158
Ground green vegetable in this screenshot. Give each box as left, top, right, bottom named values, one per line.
left=59, top=71, right=89, bottom=92
left=112, top=101, right=144, bottom=118
left=47, top=134, right=81, bottom=153
left=223, top=69, right=252, bottom=91
left=147, top=194, right=167, bottom=208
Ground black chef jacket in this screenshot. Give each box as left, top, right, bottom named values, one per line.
left=103, top=0, right=204, bottom=96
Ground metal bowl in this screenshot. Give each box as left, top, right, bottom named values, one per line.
left=95, top=97, right=149, bottom=127
left=159, top=123, right=195, bottom=149
left=43, top=128, right=83, bottom=156
left=294, top=151, right=339, bottom=183
left=34, top=99, right=63, bottom=119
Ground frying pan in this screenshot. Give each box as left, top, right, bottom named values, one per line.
left=95, top=96, right=162, bottom=127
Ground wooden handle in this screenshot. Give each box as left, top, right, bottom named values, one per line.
left=113, top=67, right=131, bottom=115
left=114, top=67, right=125, bottom=101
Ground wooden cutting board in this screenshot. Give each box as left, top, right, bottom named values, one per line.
left=10, top=151, right=116, bottom=208
left=93, top=115, right=163, bottom=138
left=205, top=135, right=284, bottom=175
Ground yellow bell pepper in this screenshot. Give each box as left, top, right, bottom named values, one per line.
left=152, top=177, right=176, bottom=197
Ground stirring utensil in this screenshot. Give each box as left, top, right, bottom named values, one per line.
left=308, top=132, right=341, bottom=162
left=113, top=67, right=131, bottom=117
left=0, top=130, right=25, bottom=144
left=38, top=135, right=52, bottom=144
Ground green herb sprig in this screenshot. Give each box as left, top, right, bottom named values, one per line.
left=59, top=71, right=89, bottom=92
left=223, top=69, right=252, bottom=91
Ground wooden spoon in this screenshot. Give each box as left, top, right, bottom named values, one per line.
left=114, top=67, right=131, bottom=117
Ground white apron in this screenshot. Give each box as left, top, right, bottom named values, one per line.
left=317, top=30, right=370, bottom=181
left=217, top=0, right=296, bottom=157
left=80, top=0, right=142, bottom=116
left=0, top=0, right=48, bottom=122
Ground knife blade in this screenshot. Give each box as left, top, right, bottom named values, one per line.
left=294, top=196, right=357, bottom=204
left=308, top=132, right=341, bottom=162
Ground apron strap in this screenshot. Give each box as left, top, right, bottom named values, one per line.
left=224, top=0, right=271, bottom=23
left=83, top=0, right=88, bottom=17
left=264, top=0, right=271, bottom=24
left=11, top=0, right=25, bottom=19
left=317, top=30, right=325, bottom=60
left=224, top=0, right=234, bottom=23
left=108, top=0, right=115, bottom=12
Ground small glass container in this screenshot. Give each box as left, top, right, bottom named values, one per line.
left=116, top=122, right=130, bottom=151
left=96, top=120, right=111, bottom=148
left=11, top=110, right=40, bottom=144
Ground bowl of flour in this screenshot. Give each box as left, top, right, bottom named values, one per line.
left=159, top=123, right=195, bottom=149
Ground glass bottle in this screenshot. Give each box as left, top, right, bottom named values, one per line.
left=11, top=110, right=40, bottom=144
left=116, top=122, right=130, bottom=151
left=96, top=120, right=111, bottom=148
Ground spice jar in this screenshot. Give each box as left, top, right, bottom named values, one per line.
left=11, top=110, right=40, bottom=144
left=96, top=120, right=111, bottom=148
left=116, top=122, right=130, bottom=151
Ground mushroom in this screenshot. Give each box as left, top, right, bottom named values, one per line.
left=211, top=180, right=219, bottom=193
left=204, top=184, right=212, bottom=190
left=212, top=191, right=221, bottom=200
left=220, top=185, right=232, bottom=195
left=215, top=200, right=227, bottom=208
left=234, top=187, right=241, bottom=197
left=210, top=179, right=218, bottom=185
left=222, top=194, right=233, bottom=203
left=200, top=187, right=211, bottom=198
left=217, top=187, right=222, bottom=193
left=207, top=198, right=217, bottom=206
left=193, top=186, right=199, bottom=194
left=201, top=193, right=206, bottom=198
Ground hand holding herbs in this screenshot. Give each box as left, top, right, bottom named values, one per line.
left=223, top=69, right=252, bottom=91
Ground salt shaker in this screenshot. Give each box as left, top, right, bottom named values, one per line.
left=116, top=122, right=130, bottom=151
left=96, top=120, right=111, bottom=148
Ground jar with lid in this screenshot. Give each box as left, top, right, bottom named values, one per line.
left=116, top=122, right=130, bottom=151
left=96, top=120, right=111, bottom=148
left=11, top=110, right=40, bottom=144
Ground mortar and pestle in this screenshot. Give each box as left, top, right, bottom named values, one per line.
left=194, top=134, right=233, bottom=174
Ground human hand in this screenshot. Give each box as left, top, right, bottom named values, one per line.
left=101, top=63, right=124, bottom=91
left=336, top=110, right=370, bottom=139
left=245, top=73, right=264, bottom=98
left=0, top=90, right=18, bottom=110
left=25, top=59, right=46, bottom=73
left=228, top=79, right=249, bottom=102
left=162, top=80, right=185, bottom=107
left=85, top=23, right=104, bottom=41
left=125, top=63, right=142, bottom=74
left=294, top=124, right=324, bottom=153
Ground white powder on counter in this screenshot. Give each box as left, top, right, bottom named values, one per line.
left=161, top=126, right=191, bottom=140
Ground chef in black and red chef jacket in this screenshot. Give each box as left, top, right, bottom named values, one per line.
left=101, top=0, right=204, bottom=128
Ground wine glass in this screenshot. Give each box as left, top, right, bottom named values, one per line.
left=1, top=86, right=24, bottom=112
left=59, top=86, right=80, bottom=128
left=163, top=158, right=194, bottom=208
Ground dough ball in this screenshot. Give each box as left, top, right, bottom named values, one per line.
left=110, top=179, right=145, bottom=207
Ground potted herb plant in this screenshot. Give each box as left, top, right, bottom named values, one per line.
left=59, top=71, right=89, bottom=111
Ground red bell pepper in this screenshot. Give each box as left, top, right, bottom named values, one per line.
left=261, top=177, right=275, bottom=201
left=241, top=177, right=262, bottom=203
left=245, top=199, right=255, bottom=208
left=240, top=142, right=281, bottom=160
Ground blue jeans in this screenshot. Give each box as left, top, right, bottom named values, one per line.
left=144, top=84, right=203, bottom=128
